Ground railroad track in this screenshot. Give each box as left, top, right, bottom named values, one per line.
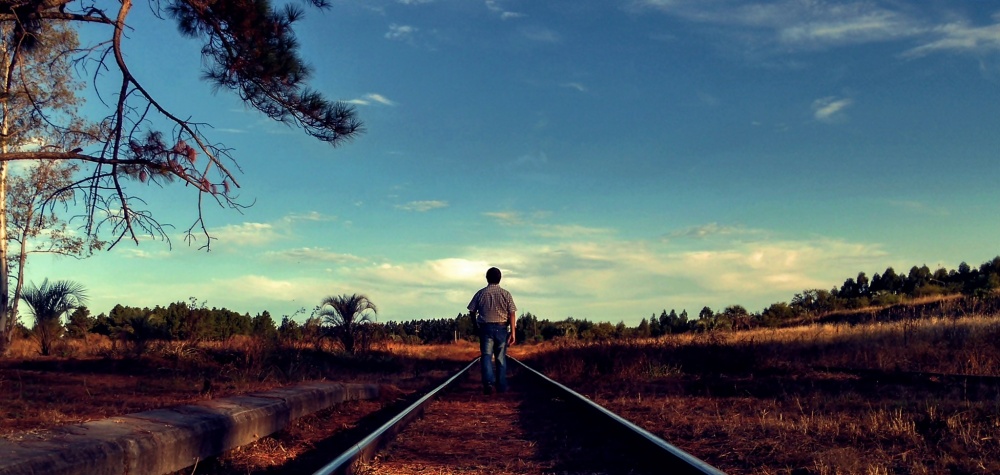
left=312, top=357, right=725, bottom=475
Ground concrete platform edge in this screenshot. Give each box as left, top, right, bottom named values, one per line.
left=0, top=381, right=380, bottom=475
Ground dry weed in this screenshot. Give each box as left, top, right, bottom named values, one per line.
left=523, top=314, right=1000, bottom=474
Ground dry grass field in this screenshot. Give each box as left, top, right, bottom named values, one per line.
left=524, top=314, right=1000, bottom=474
left=3, top=311, right=999, bottom=474
left=0, top=336, right=475, bottom=437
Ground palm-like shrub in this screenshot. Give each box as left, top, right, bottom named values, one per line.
left=318, top=294, right=376, bottom=354
left=22, top=279, right=87, bottom=356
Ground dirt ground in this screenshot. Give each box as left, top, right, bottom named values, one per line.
left=0, top=338, right=493, bottom=474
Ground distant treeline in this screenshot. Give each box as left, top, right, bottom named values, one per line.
left=387, top=256, right=1000, bottom=343
left=22, top=256, right=1000, bottom=349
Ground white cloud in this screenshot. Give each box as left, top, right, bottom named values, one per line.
left=904, top=20, right=1000, bottom=57
left=485, top=0, right=523, bottom=20
left=634, top=0, right=925, bottom=52
left=385, top=24, right=418, bottom=41
left=812, top=96, right=853, bottom=122
left=484, top=211, right=524, bottom=225
left=484, top=210, right=551, bottom=226
left=210, top=222, right=281, bottom=247
left=73, top=212, right=897, bottom=325
left=205, top=212, right=341, bottom=249
left=215, top=275, right=298, bottom=299
left=667, top=222, right=761, bottom=240
left=347, top=93, right=397, bottom=106
left=638, top=0, right=1000, bottom=71
left=561, top=82, right=587, bottom=92
left=777, top=10, right=920, bottom=46
left=366, top=93, right=397, bottom=106
left=396, top=200, right=449, bottom=212
left=265, top=247, right=367, bottom=264
left=120, top=248, right=156, bottom=259
left=283, top=211, right=337, bottom=223
left=533, top=224, right=616, bottom=239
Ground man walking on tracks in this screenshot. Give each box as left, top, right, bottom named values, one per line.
left=468, top=267, right=517, bottom=395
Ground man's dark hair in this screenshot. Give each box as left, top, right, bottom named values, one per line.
left=486, top=267, right=502, bottom=284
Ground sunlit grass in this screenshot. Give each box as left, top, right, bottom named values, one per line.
left=6, top=309, right=1000, bottom=473
left=523, top=313, right=1000, bottom=474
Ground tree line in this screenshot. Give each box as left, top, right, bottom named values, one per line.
left=17, top=292, right=380, bottom=356
left=13, top=256, right=1000, bottom=353
left=397, top=256, right=1000, bottom=342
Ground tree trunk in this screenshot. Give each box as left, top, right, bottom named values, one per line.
left=0, top=33, right=13, bottom=356
left=0, top=159, right=9, bottom=356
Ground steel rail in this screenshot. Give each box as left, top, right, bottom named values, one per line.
left=311, top=358, right=478, bottom=475
left=312, top=356, right=727, bottom=475
left=511, top=357, right=727, bottom=475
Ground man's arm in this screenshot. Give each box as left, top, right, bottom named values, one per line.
left=507, top=311, right=516, bottom=346
left=469, top=309, right=479, bottom=332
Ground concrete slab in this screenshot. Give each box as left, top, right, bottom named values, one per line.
left=0, top=381, right=379, bottom=475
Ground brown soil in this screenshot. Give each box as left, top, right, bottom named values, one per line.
left=0, top=338, right=486, bottom=474
left=0, top=357, right=276, bottom=437
left=362, top=366, right=660, bottom=475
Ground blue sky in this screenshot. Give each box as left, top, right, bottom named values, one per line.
left=29, top=0, right=1000, bottom=325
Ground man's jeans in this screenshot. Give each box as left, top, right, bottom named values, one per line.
left=479, top=323, right=509, bottom=391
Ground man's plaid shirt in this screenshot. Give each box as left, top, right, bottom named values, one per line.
left=467, top=284, right=517, bottom=324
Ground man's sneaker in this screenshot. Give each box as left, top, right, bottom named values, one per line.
left=483, top=385, right=495, bottom=395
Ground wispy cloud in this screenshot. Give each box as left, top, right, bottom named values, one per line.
left=212, top=275, right=300, bottom=302
left=120, top=248, right=170, bottom=259
left=90, top=213, right=895, bottom=324
left=634, top=0, right=925, bottom=53
left=485, top=0, right=524, bottom=20
left=265, top=247, right=367, bottom=264
left=561, top=82, right=587, bottom=92
left=283, top=211, right=337, bottom=223
left=533, top=224, right=616, bottom=239
left=484, top=212, right=619, bottom=240
left=484, top=210, right=551, bottom=226
left=206, top=213, right=341, bottom=248
left=812, top=96, right=853, bottom=123
left=398, top=0, right=434, bottom=4
left=367, top=93, right=397, bottom=105
left=904, top=20, right=1000, bottom=57
left=484, top=211, right=524, bottom=226
left=346, top=93, right=397, bottom=106
left=667, top=223, right=762, bottom=240
left=324, top=225, right=890, bottom=321
left=210, top=222, right=282, bottom=247
left=385, top=23, right=418, bottom=41
left=396, top=200, right=449, bottom=212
